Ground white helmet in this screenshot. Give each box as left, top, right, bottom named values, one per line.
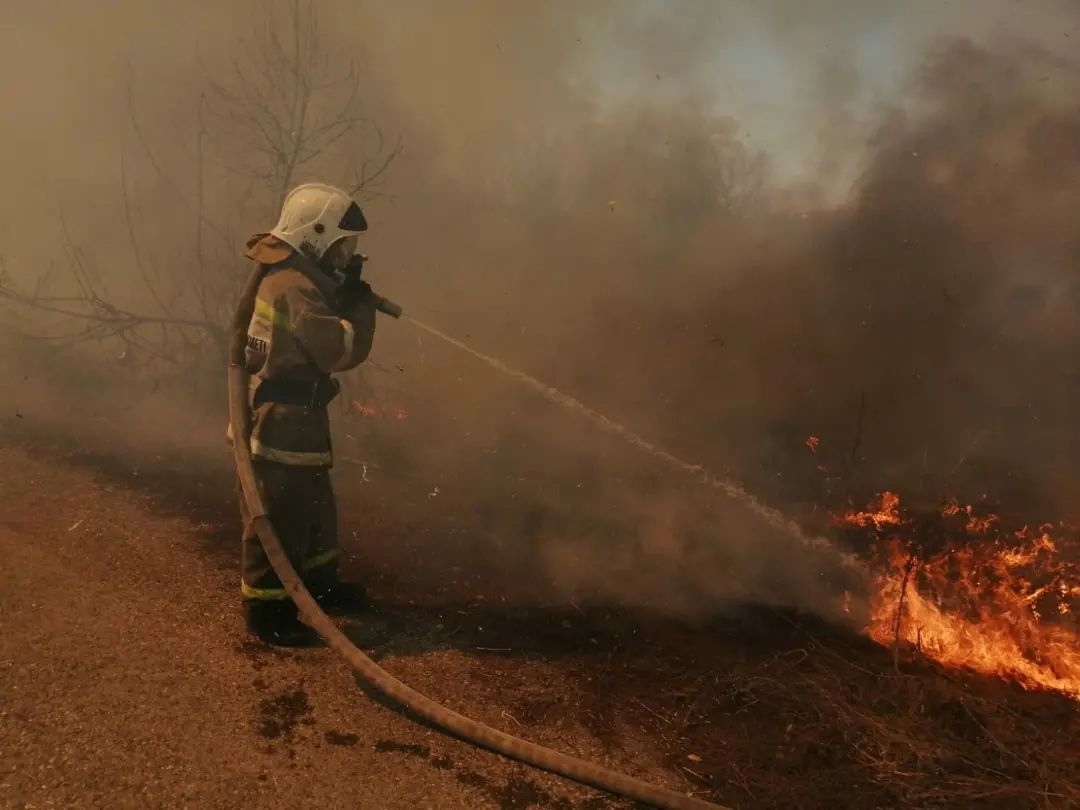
left=270, top=182, right=368, bottom=260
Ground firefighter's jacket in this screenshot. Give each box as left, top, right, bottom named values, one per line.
left=236, top=232, right=376, bottom=466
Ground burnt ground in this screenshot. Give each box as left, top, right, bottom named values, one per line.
left=2, top=415, right=1079, bottom=810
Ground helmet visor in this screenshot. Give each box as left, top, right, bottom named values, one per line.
left=338, top=201, right=368, bottom=233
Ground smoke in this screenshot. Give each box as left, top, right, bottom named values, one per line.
left=3, top=1, right=1080, bottom=621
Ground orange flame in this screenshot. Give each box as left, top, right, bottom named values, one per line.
left=839, top=493, right=1080, bottom=699
left=834, top=490, right=902, bottom=530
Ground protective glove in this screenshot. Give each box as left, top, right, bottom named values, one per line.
left=336, top=254, right=373, bottom=313
left=344, top=254, right=368, bottom=274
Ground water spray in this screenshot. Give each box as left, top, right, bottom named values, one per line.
left=403, top=315, right=861, bottom=574
left=234, top=276, right=859, bottom=808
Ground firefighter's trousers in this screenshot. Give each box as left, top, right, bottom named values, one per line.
left=239, top=461, right=340, bottom=601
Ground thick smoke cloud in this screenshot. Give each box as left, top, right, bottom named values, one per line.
left=3, top=2, right=1080, bottom=619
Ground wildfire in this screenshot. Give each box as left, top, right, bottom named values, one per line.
left=837, top=493, right=1080, bottom=699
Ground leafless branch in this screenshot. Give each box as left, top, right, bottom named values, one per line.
left=350, top=134, right=404, bottom=197
left=0, top=281, right=224, bottom=353
left=203, top=0, right=400, bottom=215
left=125, top=68, right=235, bottom=250
left=119, top=155, right=174, bottom=320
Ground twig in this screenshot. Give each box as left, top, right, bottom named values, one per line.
left=119, top=154, right=173, bottom=320
left=680, top=765, right=708, bottom=782
left=126, top=67, right=233, bottom=248
left=632, top=696, right=671, bottom=725
left=500, top=710, right=523, bottom=728
left=893, top=552, right=919, bottom=672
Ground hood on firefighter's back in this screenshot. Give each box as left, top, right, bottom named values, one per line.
left=245, top=232, right=294, bottom=265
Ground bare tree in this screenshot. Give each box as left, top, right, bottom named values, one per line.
left=202, top=0, right=400, bottom=214
left=0, top=0, right=399, bottom=380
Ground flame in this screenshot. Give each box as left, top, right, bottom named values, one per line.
left=839, top=493, right=1080, bottom=699
left=834, top=490, right=902, bottom=530
left=940, top=498, right=1000, bottom=534
left=805, top=435, right=821, bottom=453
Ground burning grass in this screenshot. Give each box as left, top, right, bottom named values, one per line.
left=835, top=492, right=1080, bottom=701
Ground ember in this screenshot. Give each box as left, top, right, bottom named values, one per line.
left=352, top=401, right=408, bottom=420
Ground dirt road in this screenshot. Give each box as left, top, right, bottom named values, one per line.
left=0, top=442, right=645, bottom=809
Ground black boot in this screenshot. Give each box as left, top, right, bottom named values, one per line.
left=244, top=600, right=322, bottom=647
left=312, top=579, right=368, bottom=613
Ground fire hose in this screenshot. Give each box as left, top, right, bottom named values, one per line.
left=227, top=265, right=730, bottom=810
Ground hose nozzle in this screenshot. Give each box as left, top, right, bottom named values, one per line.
left=373, top=294, right=403, bottom=319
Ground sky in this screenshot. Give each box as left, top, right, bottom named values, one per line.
left=577, top=1, right=1080, bottom=191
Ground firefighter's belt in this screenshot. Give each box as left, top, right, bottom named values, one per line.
left=253, top=376, right=341, bottom=409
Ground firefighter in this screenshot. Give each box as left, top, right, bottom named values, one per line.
left=235, top=182, right=378, bottom=646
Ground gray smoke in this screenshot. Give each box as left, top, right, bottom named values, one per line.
left=3, top=1, right=1079, bottom=620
